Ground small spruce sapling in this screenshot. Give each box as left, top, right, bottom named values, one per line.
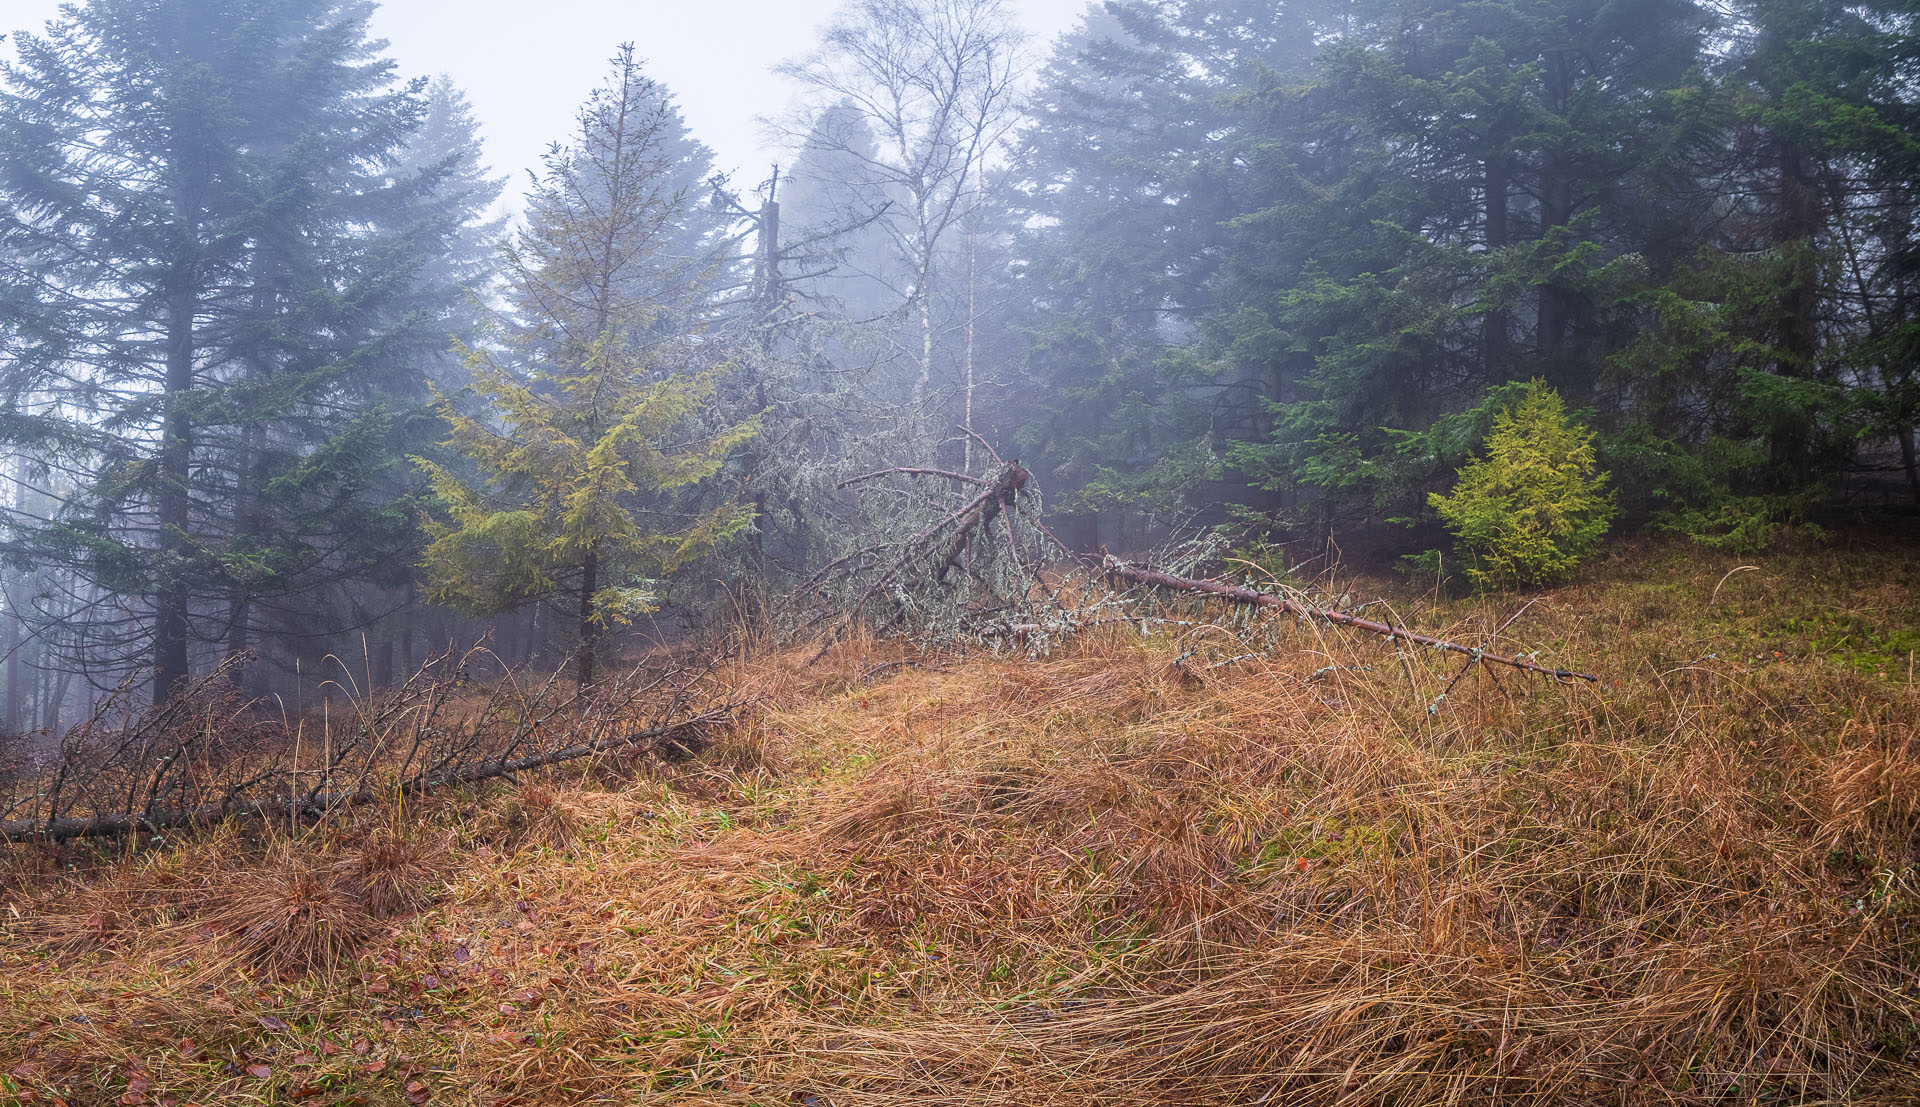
left=1429, top=381, right=1616, bottom=590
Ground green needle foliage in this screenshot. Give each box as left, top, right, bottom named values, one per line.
left=1430, top=381, right=1616, bottom=590
left=414, top=348, right=758, bottom=679
left=412, top=45, right=756, bottom=686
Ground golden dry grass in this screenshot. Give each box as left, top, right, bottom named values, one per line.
left=1, top=536, right=1916, bottom=1106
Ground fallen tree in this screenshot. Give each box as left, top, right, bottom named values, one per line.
left=0, top=647, right=735, bottom=843
left=811, top=437, right=1597, bottom=682
left=1101, top=561, right=1597, bottom=682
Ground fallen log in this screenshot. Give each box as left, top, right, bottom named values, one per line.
left=1104, top=561, right=1597, bottom=682
left=0, top=708, right=732, bottom=843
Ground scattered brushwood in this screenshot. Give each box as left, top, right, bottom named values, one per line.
left=807, top=442, right=1073, bottom=650
left=813, top=441, right=1595, bottom=683
left=0, top=646, right=737, bottom=843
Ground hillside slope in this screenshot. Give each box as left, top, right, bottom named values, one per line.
left=3, top=538, right=1918, bottom=1106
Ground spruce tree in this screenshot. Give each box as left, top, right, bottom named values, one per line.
left=414, top=46, right=758, bottom=687
left=0, top=0, right=468, bottom=702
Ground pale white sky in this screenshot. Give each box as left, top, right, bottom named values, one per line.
left=3, top=0, right=1096, bottom=193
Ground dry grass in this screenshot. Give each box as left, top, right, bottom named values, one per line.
left=1, top=535, right=1917, bottom=1105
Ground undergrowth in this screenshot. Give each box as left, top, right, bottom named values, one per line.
left=1, top=536, right=1916, bottom=1106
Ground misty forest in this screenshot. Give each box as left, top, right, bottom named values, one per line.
left=1, top=1, right=1918, bottom=1105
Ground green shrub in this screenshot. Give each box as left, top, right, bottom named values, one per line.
left=1429, top=381, right=1616, bottom=590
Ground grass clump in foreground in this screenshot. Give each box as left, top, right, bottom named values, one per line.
left=2, top=534, right=1918, bottom=1106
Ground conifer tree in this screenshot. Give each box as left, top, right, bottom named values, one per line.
left=0, top=0, right=467, bottom=702
left=414, top=46, right=758, bottom=686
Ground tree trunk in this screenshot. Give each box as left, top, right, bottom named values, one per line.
left=1900, top=425, right=1920, bottom=507
left=226, top=424, right=262, bottom=692
left=4, top=583, right=19, bottom=734
left=1769, top=140, right=1823, bottom=488
left=963, top=224, right=977, bottom=471
left=154, top=278, right=196, bottom=705
left=1537, top=55, right=1574, bottom=359
left=44, top=668, right=70, bottom=735
left=1482, top=157, right=1512, bottom=375
left=577, top=546, right=599, bottom=687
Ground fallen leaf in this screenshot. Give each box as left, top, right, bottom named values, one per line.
left=246, top=1063, right=272, bottom=1079
left=290, top=1051, right=316, bottom=1065
left=257, top=1016, right=290, bottom=1031
left=352, top=1038, right=372, bottom=1056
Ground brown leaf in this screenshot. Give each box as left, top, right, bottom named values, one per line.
left=246, top=1063, right=272, bottom=1079
left=290, top=1051, right=317, bottom=1065
left=351, top=1038, right=372, bottom=1056
left=257, top=1015, right=290, bottom=1031
left=405, top=1081, right=431, bottom=1105
left=361, top=1061, right=387, bottom=1074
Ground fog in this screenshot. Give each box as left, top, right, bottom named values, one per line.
left=2, top=0, right=1916, bottom=733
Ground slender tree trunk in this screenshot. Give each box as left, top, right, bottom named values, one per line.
left=577, top=546, right=599, bottom=687
left=1900, top=425, right=1920, bottom=507
left=746, top=186, right=780, bottom=567
left=4, top=585, right=18, bottom=734
left=44, top=668, right=70, bottom=735
left=400, top=579, right=417, bottom=680
left=1482, top=157, right=1511, bottom=375
left=5, top=471, right=20, bottom=732
left=1770, top=141, right=1823, bottom=489
left=154, top=277, right=196, bottom=705
left=1537, top=56, right=1573, bottom=359
left=913, top=190, right=936, bottom=408
left=963, top=225, right=976, bottom=471
left=226, top=423, right=262, bottom=691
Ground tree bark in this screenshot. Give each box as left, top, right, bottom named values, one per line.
left=154, top=275, right=196, bottom=705
left=1900, top=425, right=1920, bottom=507
left=577, top=546, right=600, bottom=687
left=1482, top=156, right=1512, bottom=374
left=1536, top=54, right=1574, bottom=359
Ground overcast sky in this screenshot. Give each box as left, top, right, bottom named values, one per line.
left=4, top=0, right=1096, bottom=197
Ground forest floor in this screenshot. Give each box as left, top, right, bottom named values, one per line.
left=2, top=535, right=1918, bottom=1106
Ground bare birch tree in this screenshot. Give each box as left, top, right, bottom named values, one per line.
left=774, top=0, right=1023, bottom=423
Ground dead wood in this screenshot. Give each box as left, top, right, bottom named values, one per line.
left=1101, top=560, right=1597, bottom=681
left=815, top=448, right=1596, bottom=682
left=0, top=647, right=737, bottom=844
